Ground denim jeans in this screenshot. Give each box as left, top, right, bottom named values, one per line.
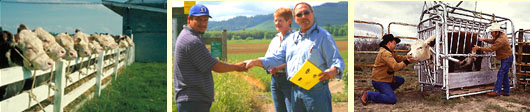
left=271, top=75, right=293, bottom=112
left=494, top=56, right=513, bottom=94
left=292, top=81, right=332, bottom=112
left=176, top=101, right=211, bottom=112
left=366, top=76, right=405, bottom=104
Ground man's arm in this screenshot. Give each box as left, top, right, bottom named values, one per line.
left=269, top=64, right=286, bottom=74
left=319, top=34, right=345, bottom=81
left=212, top=61, right=247, bottom=73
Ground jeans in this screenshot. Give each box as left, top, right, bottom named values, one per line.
left=176, top=101, right=211, bottom=112
left=271, top=75, right=293, bottom=112
left=494, top=56, right=513, bottom=94
left=292, top=81, right=332, bottom=112
left=366, top=76, right=405, bottom=104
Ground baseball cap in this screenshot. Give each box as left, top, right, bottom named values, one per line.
left=189, top=4, right=212, bottom=18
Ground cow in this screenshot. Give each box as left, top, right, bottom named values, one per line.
left=113, top=35, right=130, bottom=48
left=55, top=33, right=78, bottom=60
left=408, top=32, right=484, bottom=72
left=33, top=27, right=66, bottom=61
left=0, top=27, right=55, bottom=100
left=73, top=32, right=92, bottom=57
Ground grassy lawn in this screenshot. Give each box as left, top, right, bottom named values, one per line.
left=78, top=62, right=166, bottom=112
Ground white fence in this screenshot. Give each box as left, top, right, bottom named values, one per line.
left=0, top=46, right=135, bottom=112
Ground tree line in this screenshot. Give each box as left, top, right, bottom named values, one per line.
left=203, top=24, right=347, bottom=40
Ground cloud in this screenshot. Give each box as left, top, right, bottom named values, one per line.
left=354, top=1, right=530, bottom=40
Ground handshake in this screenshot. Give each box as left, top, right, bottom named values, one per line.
left=232, top=59, right=262, bottom=72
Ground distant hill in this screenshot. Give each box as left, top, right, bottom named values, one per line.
left=207, top=1, right=348, bottom=31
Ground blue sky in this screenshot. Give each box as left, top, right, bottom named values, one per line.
left=173, top=1, right=340, bottom=21
left=354, top=1, right=530, bottom=40
left=1, top=0, right=125, bottom=35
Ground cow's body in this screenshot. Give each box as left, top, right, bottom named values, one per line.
left=447, top=32, right=484, bottom=72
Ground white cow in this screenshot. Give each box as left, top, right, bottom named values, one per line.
left=73, top=32, right=92, bottom=57
left=33, top=27, right=66, bottom=61
left=55, top=33, right=78, bottom=60
left=407, top=35, right=436, bottom=61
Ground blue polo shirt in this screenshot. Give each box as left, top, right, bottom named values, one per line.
left=260, top=23, right=345, bottom=80
left=174, top=25, right=218, bottom=103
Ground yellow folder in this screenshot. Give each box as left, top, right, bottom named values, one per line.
left=289, top=60, right=323, bottom=90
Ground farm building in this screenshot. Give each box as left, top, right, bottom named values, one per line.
left=103, top=0, right=167, bottom=62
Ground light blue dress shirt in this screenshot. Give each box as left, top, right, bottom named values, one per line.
left=259, top=23, right=345, bottom=80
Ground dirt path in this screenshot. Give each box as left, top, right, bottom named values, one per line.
left=355, top=89, right=530, bottom=111
left=232, top=72, right=267, bottom=91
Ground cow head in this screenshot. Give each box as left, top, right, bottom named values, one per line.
left=15, top=30, right=54, bottom=70
left=407, top=35, right=436, bottom=61
left=55, top=33, right=78, bottom=60
left=34, top=27, right=66, bottom=61
left=73, top=32, right=91, bottom=57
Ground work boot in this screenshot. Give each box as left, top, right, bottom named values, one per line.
left=360, top=91, right=368, bottom=105
left=487, top=91, right=500, bottom=96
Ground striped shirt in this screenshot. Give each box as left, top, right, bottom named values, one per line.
left=174, top=25, right=218, bottom=103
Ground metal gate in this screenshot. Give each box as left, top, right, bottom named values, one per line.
left=416, top=2, right=517, bottom=99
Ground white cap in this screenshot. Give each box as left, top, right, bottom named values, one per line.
left=487, top=23, right=503, bottom=32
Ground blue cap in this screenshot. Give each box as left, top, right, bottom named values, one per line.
left=189, top=4, right=212, bottom=18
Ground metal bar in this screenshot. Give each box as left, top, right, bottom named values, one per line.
left=354, top=20, right=385, bottom=37
left=448, top=89, right=493, bottom=99
left=388, top=22, right=418, bottom=34
left=354, top=35, right=378, bottom=39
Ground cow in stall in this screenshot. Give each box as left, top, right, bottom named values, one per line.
left=407, top=32, right=484, bottom=72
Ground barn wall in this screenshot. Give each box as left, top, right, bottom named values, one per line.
left=123, top=7, right=166, bottom=62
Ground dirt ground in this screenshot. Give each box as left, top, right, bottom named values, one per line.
left=354, top=87, right=530, bottom=112
left=228, top=41, right=347, bottom=54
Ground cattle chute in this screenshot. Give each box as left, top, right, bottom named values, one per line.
left=416, top=2, right=517, bottom=99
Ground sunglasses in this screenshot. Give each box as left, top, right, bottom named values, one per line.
left=295, top=10, right=311, bottom=17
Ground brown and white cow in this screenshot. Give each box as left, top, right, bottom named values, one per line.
left=407, top=32, right=484, bottom=72
left=12, top=29, right=54, bottom=70
left=33, top=27, right=66, bottom=61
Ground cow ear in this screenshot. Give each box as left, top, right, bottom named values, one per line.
left=424, top=35, right=436, bottom=47
left=14, top=33, right=21, bottom=42
left=75, top=38, right=81, bottom=44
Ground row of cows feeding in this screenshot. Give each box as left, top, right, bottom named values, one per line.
left=0, top=24, right=134, bottom=100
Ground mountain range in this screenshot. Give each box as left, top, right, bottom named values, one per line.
left=207, top=1, right=348, bottom=31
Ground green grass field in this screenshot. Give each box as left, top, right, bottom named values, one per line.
left=78, top=63, right=166, bottom=112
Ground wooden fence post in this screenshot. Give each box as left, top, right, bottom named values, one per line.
left=221, top=29, right=227, bottom=61
left=114, top=48, right=120, bottom=79
left=53, top=61, right=66, bottom=112
left=96, top=51, right=104, bottom=96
